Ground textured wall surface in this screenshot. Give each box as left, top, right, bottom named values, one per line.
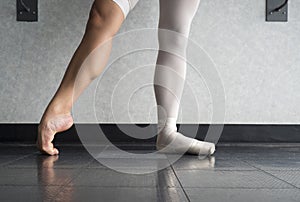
left=1, top=0, right=299, bottom=123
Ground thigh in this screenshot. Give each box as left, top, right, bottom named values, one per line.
left=128, top=0, right=140, bottom=9
left=158, top=0, right=200, bottom=34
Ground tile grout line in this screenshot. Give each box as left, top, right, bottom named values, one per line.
left=49, top=145, right=111, bottom=200
left=49, top=167, right=87, bottom=202
left=1, top=152, right=39, bottom=167
left=170, top=164, right=191, bottom=202
left=240, top=159, right=300, bottom=189
left=47, top=149, right=106, bottom=202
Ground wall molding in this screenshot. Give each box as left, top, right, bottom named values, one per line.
left=1, top=124, right=300, bottom=144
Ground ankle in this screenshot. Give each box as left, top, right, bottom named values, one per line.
left=157, top=117, right=177, bottom=135
left=44, top=101, right=72, bottom=118
left=157, top=125, right=177, bottom=136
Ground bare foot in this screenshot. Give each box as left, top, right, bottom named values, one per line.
left=37, top=113, right=73, bottom=155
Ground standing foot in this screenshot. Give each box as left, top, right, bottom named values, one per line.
left=36, top=113, right=73, bottom=155
left=156, top=129, right=215, bottom=156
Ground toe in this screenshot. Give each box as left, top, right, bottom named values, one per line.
left=40, top=143, right=59, bottom=156
left=53, top=148, right=59, bottom=155
left=209, top=144, right=216, bottom=155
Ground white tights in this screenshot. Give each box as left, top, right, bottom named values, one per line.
left=113, top=0, right=215, bottom=155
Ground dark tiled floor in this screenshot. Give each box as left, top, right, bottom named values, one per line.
left=0, top=143, right=300, bottom=202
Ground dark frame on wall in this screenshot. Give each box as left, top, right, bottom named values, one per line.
left=266, top=0, right=288, bottom=22
left=16, top=0, right=38, bottom=22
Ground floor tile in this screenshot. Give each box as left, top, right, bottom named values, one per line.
left=5, top=150, right=95, bottom=169
left=0, top=155, right=30, bottom=166
left=0, top=145, right=37, bottom=155
left=266, top=170, right=300, bottom=188
left=88, top=158, right=171, bottom=173
left=239, top=147, right=300, bottom=160
left=175, top=170, right=293, bottom=188
left=243, top=157, right=300, bottom=171
left=0, top=167, right=81, bottom=186
left=87, top=146, right=174, bottom=173
left=1, top=144, right=300, bottom=202
left=0, top=185, right=61, bottom=202
left=185, top=188, right=300, bottom=202
left=172, top=156, right=256, bottom=170
left=71, top=167, right=180, bottom=188
left=88, top=152, right=171, bottom=172
left=54, top=187, right=188, bottom=202
left=215, top=145, right=300, bottom=160
left=0, top=146, right=37, bottom=166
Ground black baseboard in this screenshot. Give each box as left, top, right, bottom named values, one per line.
left=1, top=124, right=300, bottom=144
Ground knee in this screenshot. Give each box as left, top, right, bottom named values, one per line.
left=86, top=3, right=122, bottom=37
left=87, top=5, right=105, bottom=28
left=157, top=18, right=192, bottom=54
left=158, top=28, right=189, bottom=56
left=159, top=15, right=192, bottom=36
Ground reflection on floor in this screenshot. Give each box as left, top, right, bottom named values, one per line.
left=0, top=143, right=300, bottom=202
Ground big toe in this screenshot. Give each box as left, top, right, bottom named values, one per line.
left=46, top=147, right=59, bottom=156
left=40, top=146, right=59, bottom=156
left=209, top=143, right=215, bottom=155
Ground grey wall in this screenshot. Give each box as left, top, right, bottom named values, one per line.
left=1, top=0, right=299, bottom=124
